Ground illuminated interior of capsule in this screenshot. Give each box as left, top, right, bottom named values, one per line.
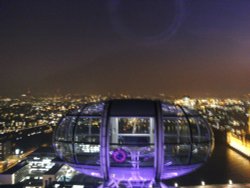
left=53, top=99, right=214, bottom=185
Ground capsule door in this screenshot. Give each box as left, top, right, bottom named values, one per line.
left=108, top=117, right=155, bottom=180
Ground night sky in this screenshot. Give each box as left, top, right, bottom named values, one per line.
left=0, top=0, right=250, bottom=97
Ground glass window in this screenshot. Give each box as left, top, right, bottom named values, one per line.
left=163, top=117, right=190, bottom=144
left=67, top=107, right=82, bottom=116
left=109, top=117, right=155, bottom=168
left=118, top=118, right=150, bottom=134
left=191, top=143, right=210, bottom=163
left=161, top=103, right=184, bottom=116
left=181, top=107, right=199, bottom=116
left=189, top=117, right=211, bottom=142
left=164, top=144, right=191, bottom=166
left=74, top=118, right=101, bottom=143
left=75, top=143, right=100, bottom=165
left=80, top=102, right=104, bottom=115
left=74, top=117, right=101, bottom=165
left=110, top=117, right=154, bottom=145
left=55, top=117, right=76, bottom=141
left=54, top=142, right=74, bottom=163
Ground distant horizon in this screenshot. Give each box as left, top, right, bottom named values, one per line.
left=0, top=1, right=250, bottom=100
left=0, top=91, right=249, bottom=99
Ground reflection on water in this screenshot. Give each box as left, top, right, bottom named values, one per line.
left=227, top=148, right=250, bottom=180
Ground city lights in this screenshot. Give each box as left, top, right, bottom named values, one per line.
left=227, top=133, right=250, bottom=157
left=0, top=94, right=250, bottom=187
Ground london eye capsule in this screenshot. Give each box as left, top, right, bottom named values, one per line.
left=53, top=99, right=214, bottom=187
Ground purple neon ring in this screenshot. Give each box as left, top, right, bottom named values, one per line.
left=112, top=148, right=127, bottom=163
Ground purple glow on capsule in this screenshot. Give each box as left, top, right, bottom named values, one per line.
left=112, top=148, right=127, bottom=163
left=53, top=100, right=214, bottom=184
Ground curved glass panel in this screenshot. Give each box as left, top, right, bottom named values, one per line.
left=181, top=107, right=200, bottom=116
left=164, top=144, right=191, bottom=166
left=67, top=107, right=82, bottom=116
left=55, top=117, right=76, bottom=141
left=163, top=117, right=191, bottom=166
left=80, top=102, right=104, bottom=116
left=191, top=143, right=210, bottom=163
left=74, top=143, right=100, bottom=165
left=74, top=117, right=101, bottom=165
left=161, top=103, right=184, bottom=116
left=74, top=117, right=101, bottom=143
left=54, top=141, right=74, bottom=163
left=189, top=117, right=211, bottom=142
left=163, top=117, right=190, bottom=144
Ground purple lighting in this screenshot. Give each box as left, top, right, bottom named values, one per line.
left=112, top=148, right=127, bottom=163
left=53, top=99, right=214, bottom=186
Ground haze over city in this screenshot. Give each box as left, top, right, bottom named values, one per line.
left=0, top=0, right=250, bottom=97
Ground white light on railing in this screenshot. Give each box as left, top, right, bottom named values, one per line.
left=201, top=181, right=205, bottom=186
left=228, top=179, right=233, bottom=185
left=72, top=185, right=84, bottom=188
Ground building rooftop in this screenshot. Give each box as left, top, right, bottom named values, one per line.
left=2, top=160, right=27, bottom=174
left=44, top=164, right=63, bottom=175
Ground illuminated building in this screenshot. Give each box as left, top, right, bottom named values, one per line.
left=0, top=161, right=28, bottom=185
left=0, top=140, right=12, bottom=161
left=227, top=108, right=250, bottom=158
left=43, top=164, right=64, bottom=187
left=53, top=99, right=214, bottom=187
left=248, top=108, right=250, bottom=134
left=0, top=147, right=58, bottom=187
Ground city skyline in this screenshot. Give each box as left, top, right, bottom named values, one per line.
left=0, top=0, right=250, bottom=97
left=0, top=94, right=250, bottom=187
